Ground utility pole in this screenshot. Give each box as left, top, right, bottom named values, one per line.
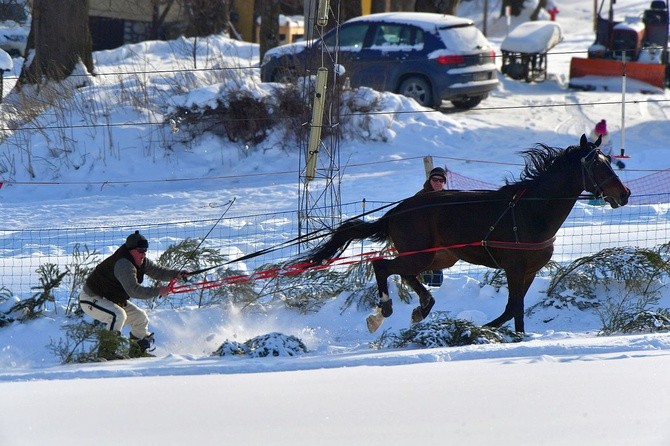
left=298, top=0, right=342, bottom=251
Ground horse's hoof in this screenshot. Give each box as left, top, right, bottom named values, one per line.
left=411, top=297, right=435, bottom=324
left=411, top=306, right=424, bottom=324
left=379, top=300, right=393, bottom=318
left=366, top=312, right=384, bottom=333
left=421, top=297, right=435, bottom=318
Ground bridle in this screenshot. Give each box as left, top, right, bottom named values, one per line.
left=580, top=148, right=617, bottom=199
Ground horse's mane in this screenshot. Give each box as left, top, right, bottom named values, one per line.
left=504, top=143, right=581, bottom=188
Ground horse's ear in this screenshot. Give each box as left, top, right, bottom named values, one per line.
left=580, top=134, right=588, bottom=148
left=595, top=134, right=602, bottom=147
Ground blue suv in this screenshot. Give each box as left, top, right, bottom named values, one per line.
left=260, top=12, right=499, bottom=109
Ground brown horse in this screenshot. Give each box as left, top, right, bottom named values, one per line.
left=307, top=135, right=631, bottom=333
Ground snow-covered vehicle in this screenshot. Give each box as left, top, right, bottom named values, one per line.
left=500, top=20, right=564, bottom=82
left=568, top=0, right=669, bottom=91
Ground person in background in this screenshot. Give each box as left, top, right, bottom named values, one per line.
left=80, top=230, right=189, bottom=359
left=589, top=119, right=625, bottom=169
left=417, top=166, right=447, bottom=194
left=416, top=167, right=447, bottom=287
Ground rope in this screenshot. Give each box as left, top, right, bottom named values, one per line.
left=182, top=199, right=404, bottom=276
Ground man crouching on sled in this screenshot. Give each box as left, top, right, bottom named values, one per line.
left=80, top=230, right=189, bottom=360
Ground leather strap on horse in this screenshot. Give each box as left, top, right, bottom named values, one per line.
left=480, top=188, right=554, bottom=256
left=484, top=189, right=527, bottom=243
left=482, top=237, right=555, bottom=250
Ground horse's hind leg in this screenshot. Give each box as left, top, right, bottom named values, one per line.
left=366, top=255, right=434, bottom=333
left=401, top=275, right=436, bottom=324
left=366, top=259, right=394, bottom=333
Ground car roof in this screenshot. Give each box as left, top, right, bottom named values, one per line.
left=346, top=12, right=474, bottom=30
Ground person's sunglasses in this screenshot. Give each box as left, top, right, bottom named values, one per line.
left=430, top=177, right=446, bottom=183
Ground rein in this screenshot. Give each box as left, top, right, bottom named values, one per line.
left=169, top=237, right=557, bottom=294
left=169, top=199, right=404, bottom=289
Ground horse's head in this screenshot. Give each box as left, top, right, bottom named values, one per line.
left=579, top=134, right=631, bottom=208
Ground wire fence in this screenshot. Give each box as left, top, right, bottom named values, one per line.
left=1, top=187, right=669, bottom=310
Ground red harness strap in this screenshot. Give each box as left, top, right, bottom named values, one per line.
left=482, top=237, right=556, bottom=250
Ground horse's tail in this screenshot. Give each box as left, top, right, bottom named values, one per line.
left=307, top=217, right=389, bottom=264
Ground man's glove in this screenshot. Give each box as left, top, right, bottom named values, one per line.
left=176, top=270, right=191, bottom=280
left=615, top=159, right=626, bottom=170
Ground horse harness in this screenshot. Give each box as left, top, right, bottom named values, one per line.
left=478, top=188, right=556, bottom=270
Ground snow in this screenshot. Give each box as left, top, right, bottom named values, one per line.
left=1, top=0, right=670, bottom=445
left=0, top=48, right=12, bottom=71
left=501, top=20, right=564, bottom=53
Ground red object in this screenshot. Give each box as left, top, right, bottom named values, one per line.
left=548, top=6, right=559, bottom=21
left=436, top=54, right=465, bottom=65
left=569, top=57, right=667, bottom=90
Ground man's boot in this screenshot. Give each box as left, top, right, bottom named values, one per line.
left=129, top=332, right=156, bottom=358
left=97, top=330, right=128, bottom=360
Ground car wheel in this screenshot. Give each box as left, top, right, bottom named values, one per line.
left=398, top=76, right=433, bottom=107
left=450, top=96, right=484, bottom=110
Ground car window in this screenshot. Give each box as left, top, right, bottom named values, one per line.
left=370, top=24, right=424, bottom=49
left=323, top=23, right=369, bottom=49
left=437, top=24, right=491, bottom=51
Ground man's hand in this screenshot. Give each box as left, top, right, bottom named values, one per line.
left=158, top=285, right=171, bottom=296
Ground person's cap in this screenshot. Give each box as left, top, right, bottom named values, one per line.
left=125, top=230, right=149, bottom=250
left=595, top=119, right=607, bottom=136
left=429, top=167, right=447, bottom=181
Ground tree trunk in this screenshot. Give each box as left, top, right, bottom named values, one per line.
left=258, top=0, right=280, bottom=62
left=371, top=0, right=390, bottom=13
left=321, top=0, right=362, bottom=35
left=340, top=0, right=362, bottom=22
left=184, top=0, right=230, bottom=37
left=415, top=0, right=460, bottom=14
left=500, top=0, right=525, bottom=17
left=150, top=0, right=176, bottom=40
left=392, top=0, right=416, bottom=11
left=18, top=0, right=93, bottom=86
left=530, top=0, right=548, bottom=20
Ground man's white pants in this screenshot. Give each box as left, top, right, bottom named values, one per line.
left=79, top=289, right=150, bottom=339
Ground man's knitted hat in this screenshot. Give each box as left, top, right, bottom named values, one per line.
left=125, top=230, right=149, bottom=250
left=429, top=167, right=447, bottom=181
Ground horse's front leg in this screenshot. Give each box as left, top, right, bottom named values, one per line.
left=484, top=269, right=535, bottom=333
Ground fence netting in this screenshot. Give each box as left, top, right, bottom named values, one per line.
left=1, top=171, right=669, bottom=309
